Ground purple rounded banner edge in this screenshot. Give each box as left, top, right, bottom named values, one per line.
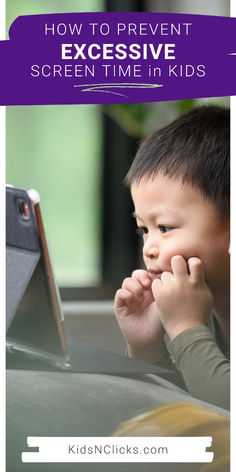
left=0, top=12, right=235, bottom=105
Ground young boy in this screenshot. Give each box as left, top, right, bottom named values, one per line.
left=114, top=105, right=230, bottom=410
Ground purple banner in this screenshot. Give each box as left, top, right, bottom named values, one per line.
left=0, top=12, right=236, bottom=105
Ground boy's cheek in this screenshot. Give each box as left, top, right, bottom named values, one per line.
left=142, top=236, right=202, bottom=271
left=159, top=247, right=193, bottom=271
left=163, top=238, right=203, bottom=265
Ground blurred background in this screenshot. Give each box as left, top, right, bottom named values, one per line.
left=6, top=0, right=229, bottom=303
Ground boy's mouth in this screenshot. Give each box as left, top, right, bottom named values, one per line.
left=148, top=270, right=163, bottom=280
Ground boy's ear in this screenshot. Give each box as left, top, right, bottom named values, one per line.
left=228, top=245, right=230, bottom=255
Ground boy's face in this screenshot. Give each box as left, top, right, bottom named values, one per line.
left=131, top=173, right=230, bottom=304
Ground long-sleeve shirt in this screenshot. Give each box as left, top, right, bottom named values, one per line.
left=163, top=315, right=230, bottom=410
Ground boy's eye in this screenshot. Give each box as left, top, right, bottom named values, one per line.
left=159, top=225, right=172, bottom=234
left=136, top=226, right=148, bottom=236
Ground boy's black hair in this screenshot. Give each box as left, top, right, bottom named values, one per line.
left=125, top=105, right=230, bottom=217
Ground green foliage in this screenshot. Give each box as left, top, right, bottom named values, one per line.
left=105, top=97, right=229, bottom=140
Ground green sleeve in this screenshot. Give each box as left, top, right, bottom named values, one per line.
left=167, top=325, right=230, bottom=410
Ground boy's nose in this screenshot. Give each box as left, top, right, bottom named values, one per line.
left=143, top=235, right=159, bottom=259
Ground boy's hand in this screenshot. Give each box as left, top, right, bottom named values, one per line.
left=152, top=256, right=214, bottom=340
left=114, top=269, right=165, bottom=363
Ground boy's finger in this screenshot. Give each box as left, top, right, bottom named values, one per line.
left=160, top=271, right=173, bottom=285
left=171, top=255, right=188, bottom=278
left=188, top=257, right=204, bottom=283
left=122, top=277, right=143, bottom=297
left=151, top=278, right=162, bottom=299
left=114, top=288, right=134, bottom=309
left=132, top=269, right=152, bottom=287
